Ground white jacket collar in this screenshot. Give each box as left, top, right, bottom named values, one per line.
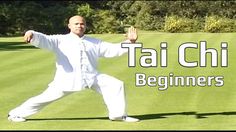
left=69, top=32, right=86, bottom=40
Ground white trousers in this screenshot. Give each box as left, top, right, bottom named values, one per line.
left=9, top=74, right=127, bottom=119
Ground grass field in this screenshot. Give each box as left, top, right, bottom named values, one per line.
left=0, top=31, right=236, bottom=130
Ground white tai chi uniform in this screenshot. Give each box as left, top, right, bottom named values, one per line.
left=9, top=31, right=129, bottom=119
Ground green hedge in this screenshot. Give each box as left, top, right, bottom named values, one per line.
left=162, top=15, right=236, bottom=33
left=163, top=16, right=200, bottom=33
left=204, top=16, right=236, bottom=33
left=1, top=1, right=236, bottom=36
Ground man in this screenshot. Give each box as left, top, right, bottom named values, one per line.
left=8, top=15, right=139, bottom=122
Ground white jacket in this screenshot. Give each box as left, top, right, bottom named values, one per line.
left=30, top=31, right=128, bottom=91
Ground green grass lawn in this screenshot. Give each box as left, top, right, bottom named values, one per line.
left=0, top=32, right=236, bottom=130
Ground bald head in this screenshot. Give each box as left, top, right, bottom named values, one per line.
left=69, top=15, right=86, bottom=24
left=68, top=15, right=86, bottom=37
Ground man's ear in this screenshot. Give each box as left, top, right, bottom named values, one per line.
left=68, top=24, right=71, bottom=29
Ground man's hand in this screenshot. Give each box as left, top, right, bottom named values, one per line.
left=24, top=31, right=33, bottom=43
left=127, top=26, right=138, bottom=43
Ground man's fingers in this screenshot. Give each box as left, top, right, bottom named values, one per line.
left=24, top=31, right=33, bottom=43
left=132, top=26, right=135, bottom=32
left=24, top=36, right=30, bottom=43
left=128, top=27, right=131, bottom=35
left=130, top=26, right=137, bottom=35
left=129, top=26, right=133, bottom=33
left=27, top=36, right=32, bottom=43
left=24, top=36, right=28, bottom=43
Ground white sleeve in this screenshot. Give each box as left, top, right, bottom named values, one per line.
left=98, top=40, right=131, bottom=58
left=29, top=30, right=59, bottom=51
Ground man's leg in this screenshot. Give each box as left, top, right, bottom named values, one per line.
left=8, top=86, right=72, bottom=122
left=92, top=74, right=139, bottom=122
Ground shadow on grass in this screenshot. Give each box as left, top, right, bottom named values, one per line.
left=26, top=111, right=236, bottom=122
left=27, top=111, right=236, bottom=121
left=196, top=111, right=236, bottom=119
left=132, top=112, right=196, bottom=120
left=134, top=111, right=236, bottom=120
left=26, top=112, right=187, bottom=122
left=27, top=117, right=108, bottom=122
left=0, top=42, right=37, bottom=51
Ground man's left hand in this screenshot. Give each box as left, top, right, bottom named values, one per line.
left=127, top=26, right=138, bottom=43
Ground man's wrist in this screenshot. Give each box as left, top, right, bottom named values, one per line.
left=130, top=40, right=135, bottom=43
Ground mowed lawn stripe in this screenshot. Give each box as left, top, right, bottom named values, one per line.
left=0, top=33, right=236, bottom=130
left=0, top=50, right=55, bottom=109
left=0, top=51, right=54, bottom=88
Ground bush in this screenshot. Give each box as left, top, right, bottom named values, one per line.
left=164, top=15, right=200, bottom=33
left=204, top=15, right=236, bottom=33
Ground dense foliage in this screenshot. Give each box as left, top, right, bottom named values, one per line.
left=0, top=0, right=235, bottom=36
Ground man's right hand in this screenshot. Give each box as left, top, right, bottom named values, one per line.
left=24, top=31, right=33, bottom=43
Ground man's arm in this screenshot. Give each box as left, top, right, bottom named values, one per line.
left=24, top=30, right=59, bottom=51
left=98, top=26, right=138, bottom=58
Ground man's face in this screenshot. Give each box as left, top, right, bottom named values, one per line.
left=68, top=16, right=86, bottom=37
